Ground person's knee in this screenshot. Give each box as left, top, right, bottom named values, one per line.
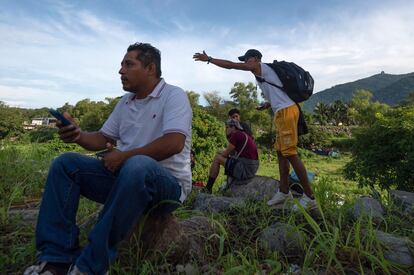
left=118, top=155, right=158, bottom=184
left=280, top=147, right=297, bottom=157
left=213, top=154, right=222, bottom=163
left=120, top=155, right=157, bottom=174
left=50, top=152, right=81, bottom=171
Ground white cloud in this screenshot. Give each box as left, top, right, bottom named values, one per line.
left=1, top=2, right=414, bottom=109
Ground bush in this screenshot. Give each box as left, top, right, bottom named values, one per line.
left=330, top=137, right=354, bottom=151
left=298, top=124, right=332, bottom=148
left=44, top=137, right=80, bottom=153
left=191, top=108, right=227, bottom=181
left=29, top=127, right=57, bottom=143
left=344, top=107, right=414, bottom=191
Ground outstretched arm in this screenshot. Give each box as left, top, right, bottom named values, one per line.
left=193, top=50, right=259, bottom=73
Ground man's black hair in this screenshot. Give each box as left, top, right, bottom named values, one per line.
left=228, top=108, right=240, bottom=117
left=127, top=43, right=162, bottom=78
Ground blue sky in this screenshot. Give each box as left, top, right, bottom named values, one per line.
left=1, top=0, right=414, bottom=108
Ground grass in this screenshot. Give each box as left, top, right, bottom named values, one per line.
left=1, top=143, right=413, bottom=274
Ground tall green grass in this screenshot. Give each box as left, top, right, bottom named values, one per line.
left=1, top=144, right=413, bottom=274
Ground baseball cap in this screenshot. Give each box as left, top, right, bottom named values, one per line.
left=238, top=49, right=262, bottom=61
left=226, top=119, right=244, bottom=130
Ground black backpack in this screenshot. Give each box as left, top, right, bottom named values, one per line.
left=256, top=60, right=314, bottom=103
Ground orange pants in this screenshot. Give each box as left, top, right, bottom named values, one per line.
left=274, top=104, right=298, bottom=156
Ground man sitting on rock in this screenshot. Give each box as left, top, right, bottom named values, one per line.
left=205, top=119, right=259, bottom=193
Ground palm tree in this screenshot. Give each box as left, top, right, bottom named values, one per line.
left=313, top=102, right=330, bottom=125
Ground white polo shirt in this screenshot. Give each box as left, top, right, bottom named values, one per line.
left=100, top=79, right=192, bottom=202
left=257, top=63, right=295, bottom=113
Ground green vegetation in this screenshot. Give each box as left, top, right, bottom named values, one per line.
left=345, top=107, right=414, bottom=192
left=1, top=81, right=413, bottom=274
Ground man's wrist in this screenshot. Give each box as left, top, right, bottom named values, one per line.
left=207, top=56, right=212, bottom=64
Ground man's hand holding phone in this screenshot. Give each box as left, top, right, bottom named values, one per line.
left=256, top=102, right=271, bottom=111
left=49, top=109, right=81, bottom=143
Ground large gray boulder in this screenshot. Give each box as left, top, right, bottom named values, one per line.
left=259, top=222, right=305, bottom=256
left=390, top=190, right=414, bottom=215
left=350, top=197, right=384, bottom=223
left=124, top=215, right=216, bottom=264
left=374, top=230, right=414, bottom=266
left=193, top=193, right=245, bottom=213
left=225, top=175, right=279, bottom=201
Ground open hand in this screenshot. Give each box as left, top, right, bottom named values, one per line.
left=193, top=50, right=209, bottom=62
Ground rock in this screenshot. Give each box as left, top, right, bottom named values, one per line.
left=124, top=215, right=215, bottom=264
left=374, top=230, right=414, bottom=266
left=225, top=176, right=279, bottom=201
left=350, top=197, right=384, bottom=222
left=390, top=190, right=414, bottom=215
left=259, top=222, right=305, bottom=256
left=193, top=193, right=245, bottom=213
left=8, top=209, right=39, bottom=225
left=176, top=263, right=198, bottom=275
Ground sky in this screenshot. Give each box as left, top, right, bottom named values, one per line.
left=1, top=0, right=414, bottom=109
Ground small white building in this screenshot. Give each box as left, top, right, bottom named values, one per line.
left=23, top=117, right=57, bottom=130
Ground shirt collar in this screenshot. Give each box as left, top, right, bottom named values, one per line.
left=148, top=78, right=166, bottom=98
left=127, top=78, right=166, bottom=102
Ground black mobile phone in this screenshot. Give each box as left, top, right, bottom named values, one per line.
left=48, top=108, right=71, bottom=126
left=96, top=149, right=111, bottom=159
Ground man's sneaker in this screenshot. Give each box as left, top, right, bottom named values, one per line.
left=24, top=261, right=70, bottom=275
left=67, top=265, right=87, bottom=275
left=267, top=191, right=293, bottom=206
left=292, top=194, right=317, bottom=211
left=24, top=262, right=48, bottom=275
left=67, top=265, right=108, bottom=275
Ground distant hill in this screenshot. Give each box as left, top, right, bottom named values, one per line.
left=303, top=72, right=414, bottom=112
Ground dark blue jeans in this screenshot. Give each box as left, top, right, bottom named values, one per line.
left=35, top=152, right=181, bottom=275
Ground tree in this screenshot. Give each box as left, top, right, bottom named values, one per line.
left=0, top=101, right=25, bottom=139
left=186, top=91, right=200, bottom=108
left=229, top=82, right=258, bottom=109
left=70, top=99, right=108, bottom=131
left=313, top=102, right=330, bottom=125
left=329, top=100, right=349, bottom=125
left=57, top=102, right=74, bottom=114
left=344, top=107, right=414, bottom=192
left=400, top=91, right=414, bottom=107
left=348, top=89, right=389, bottom=126
left=203, top=91, right=227, bottom=120
left=191, top=107, right=227, bottom=181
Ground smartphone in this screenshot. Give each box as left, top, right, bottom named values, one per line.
left=96, top=149, right=111, bottom=159
left=48, top=108, right=72, bottom=126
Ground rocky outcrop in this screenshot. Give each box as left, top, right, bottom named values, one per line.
left=350, top=197, right=384, bottom=222
left=193, top=193, right=245, bottom=213
left=374, top=230, right=414, bottom=266
left=259, top=222, right=305, bottom=256
left=124, top=214, right=216, bottom=264
left=224, top=175, right=279, bottom=201
left=390, top=190, right=414, bottom=215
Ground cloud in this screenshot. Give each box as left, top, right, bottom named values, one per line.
left=1, top=1, right=414, bottom=109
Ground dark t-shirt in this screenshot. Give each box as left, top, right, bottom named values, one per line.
left=229, top=130, right=258, bottom=160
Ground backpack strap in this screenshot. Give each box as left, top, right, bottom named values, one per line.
left=234, top=133, right=249, bottom=159
left=255, top=64, right=285, bottom=91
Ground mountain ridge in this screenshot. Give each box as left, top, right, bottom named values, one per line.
left=303, top=71, right=414, bottom=112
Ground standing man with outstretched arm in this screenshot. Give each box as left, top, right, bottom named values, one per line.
left=25, top=43, right=192, bottom=275
left=193, top=49, right=316, bottom=210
